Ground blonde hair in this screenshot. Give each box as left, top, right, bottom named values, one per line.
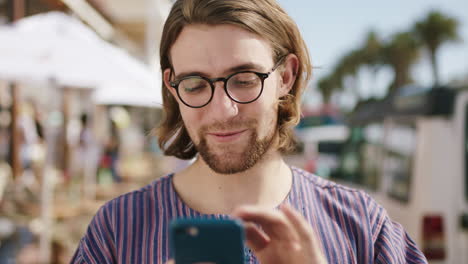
left=157, top=0, right=312, bottom=159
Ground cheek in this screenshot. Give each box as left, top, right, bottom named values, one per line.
left=259, top=82, right=280, bottom=117
left=265, top=74, right=282, bottom=99
left=179, top=106, right=202, bottom=139
left=252, top=97, right=279, bottom=134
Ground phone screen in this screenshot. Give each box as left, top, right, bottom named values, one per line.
left=170, top=218, right=246, bottom=264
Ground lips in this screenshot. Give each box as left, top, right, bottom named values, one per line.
left=210, top=130, right=246, bottom=137
left=207, top=129, right=248, bottom=142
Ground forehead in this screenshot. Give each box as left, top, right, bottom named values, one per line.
left=169, top=24, right=274, bottom=75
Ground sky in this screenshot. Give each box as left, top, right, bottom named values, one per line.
left=277, top=0, right=468, bottom=108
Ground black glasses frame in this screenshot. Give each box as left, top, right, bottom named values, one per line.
left=169, top=56, right=286, bottom=108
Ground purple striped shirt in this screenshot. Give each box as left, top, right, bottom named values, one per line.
left=71, top=167, right=427, bottom=263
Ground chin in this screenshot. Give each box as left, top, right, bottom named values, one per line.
left=196, top=127, right=274, bottom=174
left=200, top=146, right=264, bottom=174
left=207, top=160, right=255, bottom=175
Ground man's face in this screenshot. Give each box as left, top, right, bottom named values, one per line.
left=165, top=24, right=288, bottom=174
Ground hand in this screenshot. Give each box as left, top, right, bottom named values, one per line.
left=232, top=204, right=327, bottom=264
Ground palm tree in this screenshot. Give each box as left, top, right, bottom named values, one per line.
left=334, top=49, right=365, bottom=100
left=360, top=31, right=383, bottom=97
left=335, top=49, right=363, bottom=78
left=361, top=31, right=383, bottom=69
left=414, top=10, right=459, bottom=86
left=317, top=74, right=340, bottom=104
left=381, top=32, right=420, bottom=94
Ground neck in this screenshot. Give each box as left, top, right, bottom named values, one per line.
left=172, top=149, right=292, bottom=214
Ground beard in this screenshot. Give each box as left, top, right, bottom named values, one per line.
left=195, top=119, right=276, bottom=174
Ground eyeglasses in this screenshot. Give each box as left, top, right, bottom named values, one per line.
left=169, top=56, right=286, bottom=108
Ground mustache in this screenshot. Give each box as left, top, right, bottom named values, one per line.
left=199, top=119, right=257, bottom=133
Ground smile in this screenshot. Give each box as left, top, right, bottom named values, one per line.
left=207, top=129, right=248, bottom=142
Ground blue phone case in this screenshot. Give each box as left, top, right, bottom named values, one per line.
left=170, top=218, right=246, bottom=264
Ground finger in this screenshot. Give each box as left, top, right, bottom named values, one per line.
left=243, top=222, right=270, bottom=252
left=165, top=260, right=174, bottom=264
left=281, top=204, right=320, bottom=245
left=233, top=206, right=298, bottom=241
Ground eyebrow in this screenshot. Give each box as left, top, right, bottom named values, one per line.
left=174, top=62, right=266, bottom=80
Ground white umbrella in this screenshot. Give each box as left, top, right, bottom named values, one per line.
left=0, top=12, right=162, bottom=107
left=93, top=79, right=163, bottom=108
left=0, top=12, right=165, bottom=263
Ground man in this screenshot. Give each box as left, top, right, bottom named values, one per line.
left=71, top=0, right=428, bottom=263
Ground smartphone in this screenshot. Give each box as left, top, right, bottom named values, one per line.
left=170, top=218, right=246, bottom=264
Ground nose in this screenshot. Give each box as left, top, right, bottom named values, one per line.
left=208, top=81, right=239, bottom=120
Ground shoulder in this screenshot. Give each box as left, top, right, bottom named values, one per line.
left=291, top=166, right=371, bottom=202
left=74, top=174, right=176, bottom=262
left=87, top=173, right=175, bottom=231
left=291, top=167, right=380, bottom=224
left=99, top=173, right=175, bottom=214
left=291, top=168, right=427, bottom=262
left=291, top=168, right=397, bottom=233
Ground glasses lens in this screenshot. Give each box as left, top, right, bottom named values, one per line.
left=178, top=77, right=212, bottom=107
left=226, top=72, right=262, bottom=103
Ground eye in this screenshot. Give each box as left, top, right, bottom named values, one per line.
left=184, top=85, right=205, bottom=93
left=229, top=73, right=260, bottom=88
left=180, top=78, right=209, bottom=94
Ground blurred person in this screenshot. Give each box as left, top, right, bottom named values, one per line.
left=0, top=115, right=11, bottom=202
left=31, top=102, right=46, bottom=179
left=96, top=118, right=121, bottom=186
left=107, top=119, right=121, bottom=182
left=17, top=100, right=45, bottom=190
left=15, top=242, right=40, bottom=264
left=18, top=103, right=37, bottom=172
left=15, top=238, right=66, bottom=264
left=71, top=0, right=427, bottom=263
left=73, top=113, right=92, bottom=177
left=0, top=226, right=36, bottom=264
left=71, top=113, right=100, bottom=199
left=0, top=114, right=10, bottom=162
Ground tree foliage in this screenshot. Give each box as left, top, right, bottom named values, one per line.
left=315, top=10, right=459, bottom=106
left=413, top=10, right=459, bottom=85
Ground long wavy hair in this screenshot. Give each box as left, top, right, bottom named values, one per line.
left=157, top=0, right=312, bottom=159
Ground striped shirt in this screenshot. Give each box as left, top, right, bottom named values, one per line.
left=71, top=167, right=427, bottom=263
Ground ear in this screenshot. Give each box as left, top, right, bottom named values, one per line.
left=163, top=68, right=179, bottom=100
left=278, top=54, right=299, bottom=97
